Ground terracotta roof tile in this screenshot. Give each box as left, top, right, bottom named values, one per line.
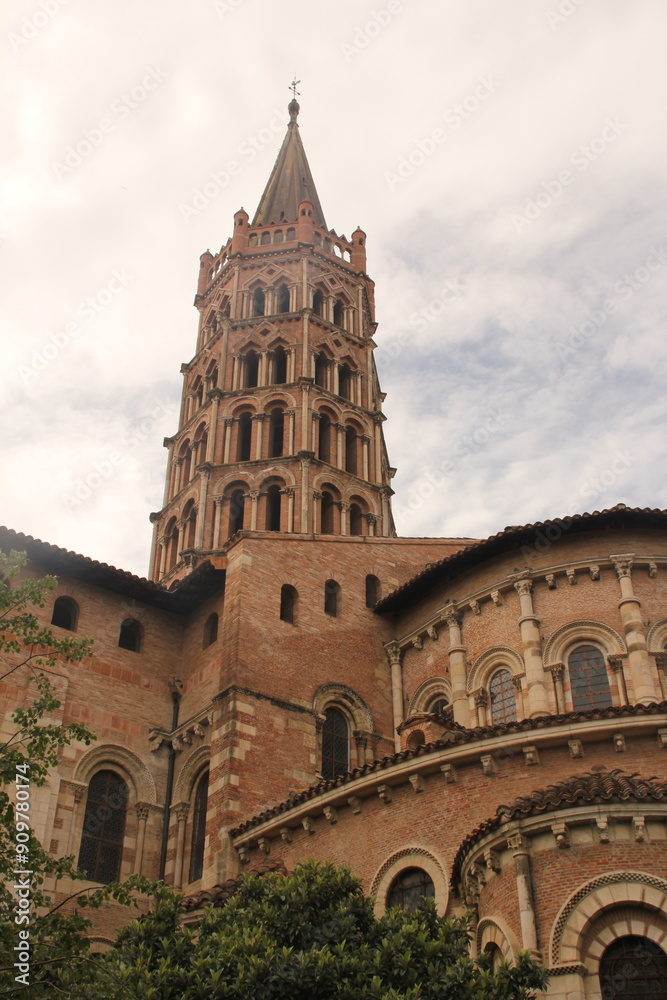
left=229, top=700, right=667, bottom=837
left=375, top=504, right=667, bottom=614
left=179, top=859, right=286, bottom=911
left=451, top=769, right=667, bottom=889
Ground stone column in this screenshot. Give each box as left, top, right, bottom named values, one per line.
left=311, top=411, right=320, bottom=453
left=195, top=472, right=209, bottom=549
left=366, top=513, right=377, bottom=537
left=654, top=653, right=667, bottom=700
left=361, top=435, right=370, bottom=480
left=514, top=579, right=551, bottom=716
left=386, top=643, right=404, bottom=752
left=213, top=498, right=223, bottom=548
left=331, top=360, right=339, bottom=396
left=162, top=442, right=174, bottom=506
left=206, top=395, right=219, bottom=463
left=176, top=520, right=185, bottom=561
left=380, top=489, right=391, bottom=537
left=335, top=423, right=345, bottom=468
left=546, top=663, right=565, bottom=713
left=474, top=689, right=488, bottom=726
left=157, top=539, right=167, bottom=578
left=300, top=382, right=310, bottom=454
left=340, top=501, right=349, bottom=536
left=286, top=409, right=296, bottom=454
left=610, top=554, right=659, bottom=703
left=258, top=350, right=268, bottom=386
left=373, top=416, right=383, bottom=482
left=248, top=490, right=260, bottom=531
left=608, top=655, right=629, bottom=707
left=171, top=458, right=182, bottom=498
left=223, top=418, right=233, bottom=464
left=134, top=803, right=150, bottom=875
left=299, top=453, right=312, bottom=532
left=172, top=801, right=190, bottom=889
left=285, top=488, right=295, bottom=533
left=231, top=354, right=240, bottom=390
left=287, top=346, right=296, bottom=382
left=445, top=607, right=471, bottom=727
left=253, top=414, right=265, bottom=461
left=507, top=832, right=540, bottom=958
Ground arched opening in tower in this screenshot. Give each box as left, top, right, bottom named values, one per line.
left=266, top=484, right=282, bottom=531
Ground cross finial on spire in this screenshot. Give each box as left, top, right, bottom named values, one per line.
left=289, top=76, right=301, bottom=100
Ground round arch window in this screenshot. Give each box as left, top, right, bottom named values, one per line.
left=599, top=935, right=667, bottom=999
left=387, top=867, right=435, bottom=912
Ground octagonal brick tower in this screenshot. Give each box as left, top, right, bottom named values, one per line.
left=150, top=98, right=396, bottom=584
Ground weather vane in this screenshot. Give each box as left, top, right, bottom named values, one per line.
left=289, top=77, right=301, bottom=100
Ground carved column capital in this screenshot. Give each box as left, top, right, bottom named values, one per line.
left=386, top=642, right=402, bottom=667
left=474, top=688, right=488, bottom=708
left=514, top=579, right=533, bottom=597
left=135, top=802, right=151, bottom=822
left=610, top=553, right=635, bottom=579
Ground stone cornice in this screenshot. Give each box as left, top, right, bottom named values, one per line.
left=383, top=555, right=667, bottom=652
left=229, top=706, right=667, bottom=849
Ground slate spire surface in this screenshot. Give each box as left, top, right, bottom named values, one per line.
left=252, top=99, right=327, bottom=229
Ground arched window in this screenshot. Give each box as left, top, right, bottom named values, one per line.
left=324, top=579, right=340, bottom=617
left=273, top=346, right=287, bottom=384
left=349, top=502, right=363, bottom=535
left=286, top=227, right=295, bottom=241
left=338, top=364, right=352, bottom=400
left=229, top=489, right=245, bottom=535
left=387, top=868, right=435, bottom=912
left=273, top=230, right=284, bottom=244
left=280, top=584, right=297, bottom=624
left=118, top=619, right=141, bottom=652
left=252, top=288, right=265, bottom=315
left=321, top=707, right=348, bottom=779
left=165, top=517, right=179, bottom=571
left=51, top=596, right=78, bottom=631
left=266, top=484, right=281, bottom=531
left=268, top=409, right=284, bottom=457
left=428, top=697, right=450, bottom=718
left=183, top=501, right=197, bottom=549
left=365, top=575, right=380, bottom=607
left=277, top=284, right=290, bottom=313
left=489, top=669, right=517, bottom=723
left=599, top=936, right=667, bottom=1000
left=260, top=232, right=271, bottom=246
left=318, top=413, right=332, bottom=463
left=237, top=413, right=252, bottom=461
left=333, top=299, right=344, bottom=327
left=203, top=613, right=218, bottom=647
left=244, top=350, right=259, bottom=387
left=568, top=644, right=612, bottom=710
left=407, top=730, right=425, bottom=750
left=188, top=771, right=209, bottom=884
left=314, top=352, right=328, bottom=387
left=345, top=426, right=357, bottom=474
left=321, top=491, right=335, bottom=534
left=78, top=770, right=128, bottom=884
left=312, top=289, right=324, bottom=316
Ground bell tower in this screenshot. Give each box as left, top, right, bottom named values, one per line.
left=150, top=98, right=396, bottom=584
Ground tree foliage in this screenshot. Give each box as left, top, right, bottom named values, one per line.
left=0, top=551, right=155, bottom=998
left=102, top=861, right=547, bottom=1000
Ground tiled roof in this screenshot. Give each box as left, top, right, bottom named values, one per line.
left=451, top=769, right=667, bottom=889
left=0, top=526, right=224, bottom=614
left=179, top=859, right=286, bottom=911
left=375, top=504, right=667, bottom=614
left=229, top=700, right=667, bottom=837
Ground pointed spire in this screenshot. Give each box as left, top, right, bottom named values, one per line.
left=252, top=95, right=327, bottom=229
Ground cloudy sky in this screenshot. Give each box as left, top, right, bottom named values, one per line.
left=2, top=0, right=666, bottom=577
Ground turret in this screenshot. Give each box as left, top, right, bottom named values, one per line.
left=197, top=250, right=214, bottom=296
left=231, top=208, right=249, bottom=254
